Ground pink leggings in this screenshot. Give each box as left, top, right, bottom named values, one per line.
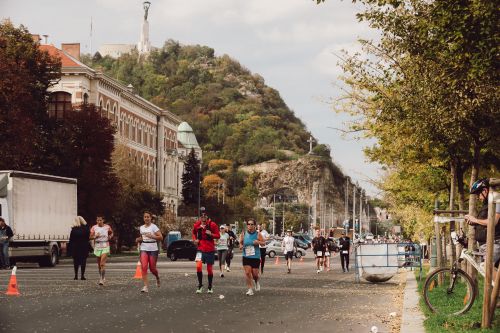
left=140, top=251, right=159, bottom=278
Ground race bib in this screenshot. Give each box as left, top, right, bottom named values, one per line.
left=316, top=251, right=323, bottom=256
left=219, top=238, right=227, bottom=246
left=195, top=252, right=202, bottom=262
left=342, top=250, right=348, bottom=254
left=325, top=252, right=330, bottom=257
left=245, top=246, right=255, bottom=256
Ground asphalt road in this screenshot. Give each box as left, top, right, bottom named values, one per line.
left=0, top=253, right=404, bottom=333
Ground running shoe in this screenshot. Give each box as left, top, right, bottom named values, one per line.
left=317, top=269, right=320, bottom=274
left=320, top=266, right=323, bottom=272
left=98, top=279, right=104, bottom=286
left=156, top=278, right=161, bottom=288
left=220, top=273, right=224, bottom=278
left=196, top=286, right=203, bottom=294
left=207, top=288, right=213, bottom=294
left=226, top=267, right=231, bottom=272
left=287, top=268, right=291, bottom=274
left=255, top=281, right=261, bottom=292
left=141, top=286, right=149, bottom=293
left=246, top=288, right=254, bottom=296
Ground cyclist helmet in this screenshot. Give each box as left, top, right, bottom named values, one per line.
left=470, top=178, right=489, bottom=194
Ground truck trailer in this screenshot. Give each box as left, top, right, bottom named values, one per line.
left=0, top=171, right=77, bottom=267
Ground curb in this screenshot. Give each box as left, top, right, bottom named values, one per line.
left=400, top=270, right=426, bottom=333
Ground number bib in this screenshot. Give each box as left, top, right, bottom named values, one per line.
left=245, top=245, right=255, bottom=256
left=325, top=251, right=330, bottom=257
left=316, top=251, right=323, bottom=256
left=195, top=252, right=202, bottom=261
left=342, top=250, right=348, bottom=254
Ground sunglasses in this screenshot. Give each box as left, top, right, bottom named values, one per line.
left=247, top=223, right=255, bottom=226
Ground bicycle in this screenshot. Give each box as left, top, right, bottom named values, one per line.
left=422, top=235, right=495, bottom=315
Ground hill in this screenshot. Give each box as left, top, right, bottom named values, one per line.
left=84, top=40, right=313, bottom=165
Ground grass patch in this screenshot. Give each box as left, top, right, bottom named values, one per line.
left=416, top=265, right=499, bottom=332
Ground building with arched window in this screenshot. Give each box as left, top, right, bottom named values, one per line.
left=39, top=42, right=200, bottom=214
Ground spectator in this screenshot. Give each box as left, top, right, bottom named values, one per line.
left=0, top=217, right=14, bottom=269
left=69, top=216, right=90, bottom=280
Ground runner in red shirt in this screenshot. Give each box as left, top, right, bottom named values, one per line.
left=192, top=209, right=220, bottom=294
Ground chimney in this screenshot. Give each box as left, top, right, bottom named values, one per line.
left=31, top=34, right=41, bottom=44
left=61, top=43, right=81, bottom=61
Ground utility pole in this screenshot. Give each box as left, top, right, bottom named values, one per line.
left=359, top=189, right=363, bottom=236
left=272, top=194, right=276, bottom=235
left=345, top=179, right=349, bottom=222
left=353, top=184, right=356, bottom=234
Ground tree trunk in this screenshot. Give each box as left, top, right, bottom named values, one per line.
left=466, top=144, right=480, bottom=278
left=449, top=161, right=457, bottom=265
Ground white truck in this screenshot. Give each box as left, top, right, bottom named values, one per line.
left=0, top=171, right=77, bottom=267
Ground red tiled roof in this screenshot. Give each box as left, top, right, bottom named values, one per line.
left=39, top=44, right=82, bottom=67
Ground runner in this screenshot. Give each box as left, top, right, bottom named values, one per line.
left=192, top=210, right=220, bottom=294
left=257, top=223, right=270, bottom=274
left=281, top=229, right=296, bottom=274
left=90, top=214, right=113, bottom=286
left=239, top=219, right=265, bottom=295
left=312, top=227, right=326, bottom=273
left=225, top=225, right=237, bottom=272
left=216, top=225, right=229, bottom=278
left=339, top=231, right=351, bottom=272
left=136, top=211, right=163, bottom=293
left=324, top=237, right=336, bottom=272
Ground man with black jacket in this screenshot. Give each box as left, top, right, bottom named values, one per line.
left=225, top=226, right=237, bottom=272
left=338, top=231, right=351, bottom=272
left=0, top=217, right=14, bottom=269
left=312, top=228, right=326, bottom=273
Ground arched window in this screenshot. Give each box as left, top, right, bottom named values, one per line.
left=83, top=93, right=89, bottom=105
left=48, top=92, right=72, bottom=119
left=152, top=160, right=156, bottom=187
left=146, top=160, right=150, bottom=185
left=105, top=101, right=110, bottom=118
left=163, top=163, right=167, bottom=189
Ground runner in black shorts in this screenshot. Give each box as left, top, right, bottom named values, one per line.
left=240, top=219, right=265, bottom=295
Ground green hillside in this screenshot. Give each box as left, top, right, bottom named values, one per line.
left=84, top=40, right=312, bottom=165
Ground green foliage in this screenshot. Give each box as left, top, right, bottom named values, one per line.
left=312, top=144, right=331, bottom=158
left=84, top=40, right=311, bottom=165
left=182, top=148, right=203, bottom=206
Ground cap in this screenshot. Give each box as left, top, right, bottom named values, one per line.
left=220, top=224, right=226, bottom=229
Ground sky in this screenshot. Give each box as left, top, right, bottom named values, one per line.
left=1, top=0, right=382, bottom=196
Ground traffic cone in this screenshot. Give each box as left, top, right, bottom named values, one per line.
left=5, top=266, right=20, bottom=296
left=274, top=256, right=280, bottom=265
left=133, top=261, right=142, bottom=279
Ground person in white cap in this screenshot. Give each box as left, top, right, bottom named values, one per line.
left=216, top=224, right=229, bottom=278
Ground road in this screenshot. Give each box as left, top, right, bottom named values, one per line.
left=0, top=253, right=404, bottom=333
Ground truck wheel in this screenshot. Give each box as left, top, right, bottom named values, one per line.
left=39, top=246, right=58, bottom=267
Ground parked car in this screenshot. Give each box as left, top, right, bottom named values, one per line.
left=265, top=240, right=306, bottom=258
left=166, top=240, right=197, bottom=261
left=294, top=238, right=309, bottom=250
left=293, top=233, right=312, bottom=247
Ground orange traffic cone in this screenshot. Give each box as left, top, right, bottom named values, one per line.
left=5, top=266, right=20, bottom=296
left=133, top=261, right=142, bottom=279
left=274, top=256, right=280, bottom=265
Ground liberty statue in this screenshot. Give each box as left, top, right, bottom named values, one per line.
left=143, top=1, right=151, bottom=21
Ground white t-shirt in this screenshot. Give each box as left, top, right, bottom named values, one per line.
left=282, top=236, right=295, bottom=253
left=140, top=224, right=160, bottom=252
left=259, top=230, right=269, bottom=248
left=217, top=233, right=229, bottom=250
left=91, top=224, right=112, bottom=249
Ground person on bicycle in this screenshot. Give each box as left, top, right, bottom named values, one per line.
left=465, top=178, right=500, bottom=272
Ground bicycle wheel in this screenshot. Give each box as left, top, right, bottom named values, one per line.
left=423, top=268, right=477, bottom=315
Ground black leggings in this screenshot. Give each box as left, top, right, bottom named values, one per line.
left=73, top=256, right=87, bottom=277
left=340, top=253, right=349, bottom=270
left=225, top=248, right=233, bottom=267
left=260, top=248, right=266, bottom=273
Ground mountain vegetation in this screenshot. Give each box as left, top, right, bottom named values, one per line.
left=86, top=42, right=312, bottom=166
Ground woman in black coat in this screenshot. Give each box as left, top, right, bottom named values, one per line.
left=69, top=216, right=90, bottom=280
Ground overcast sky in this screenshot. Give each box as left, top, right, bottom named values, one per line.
left=1, top=0, right=382, bottom=196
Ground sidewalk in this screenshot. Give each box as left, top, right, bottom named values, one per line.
left=400, top=270, right=426, bottom=333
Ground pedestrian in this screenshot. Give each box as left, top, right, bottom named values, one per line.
left=192, top=209, right=220, bottom=294
left=257, top=223, right=270, bottom=274
left=225, top=225, right=237, bottom=272
left=239, top=219, right=265, bottom=295
left=90, top=214, right=113, bottom=285
left=136, top=211, right=163, bottom=293
left=339, top=231, right=351, bottom=272
left=68, top=216, right=90, bottom=280
left=217, top=225, right=229, bottom=278
left=0, top=217, right=14, bottom=269
left=312, top=227, right=326, bottom=273
left=281, top=229, right=296, bottom=274
left=324, top=237, right=334, bottom=272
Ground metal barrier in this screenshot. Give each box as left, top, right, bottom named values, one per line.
left=354, top=242, right=423, bottom=283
